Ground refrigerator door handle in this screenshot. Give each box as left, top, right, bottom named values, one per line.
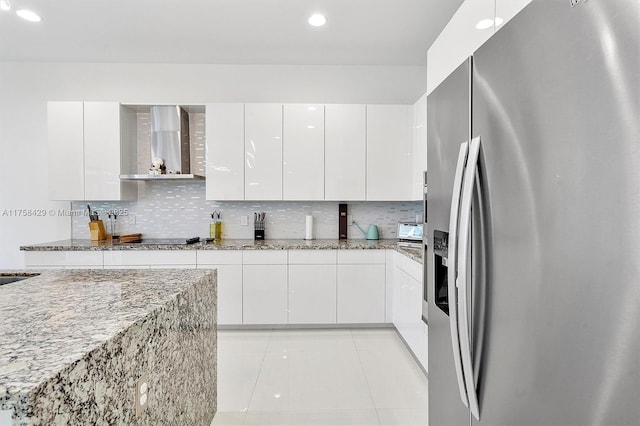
left=458, top=136, right=482, bottom=420
left=448, top=141, right=469, bottom=407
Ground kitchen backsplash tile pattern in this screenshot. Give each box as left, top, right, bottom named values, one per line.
left=137, top=112, right=206, bottom=175
left=73, top=111, right=421, bottom=240
left=72, top=181, right=421, bottom=240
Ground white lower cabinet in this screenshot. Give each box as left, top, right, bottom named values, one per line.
left=337, top=259, right=386, bottom=323
left=103, top=250, right=196, bottom=268
left=24, top=248, right=396, bottom=328
left=288, top=249, right=337, bottom=324
left=337, top=265, right=385, bottom=323
left=24, top=251, right=103, bottom=269
left=391, top=251, right=428, bottom=371
left=197, top=250, right=243, bottom=325
left=242, top=265, right=288, bottom=324
left=288, top=264, right=337, bottom=324
left=242, top=250, right=288, bottom=324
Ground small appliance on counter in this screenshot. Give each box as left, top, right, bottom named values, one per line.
left=397, top=222, right=423, bottom=246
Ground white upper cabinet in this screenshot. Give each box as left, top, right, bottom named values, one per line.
left=245, top=103, right=283, bottom=200
left=325, top=104, right=366, bottom=201
left=206, top=103, right=245, bottom=200
left=412, top=93, right=428, bottom=201
left=84, top=102, right=136, bottom=201
left=427, top=0, right=532, bottom=95
left=48, top=102, right=85, bottom=201
left=48, top=101, right=136, bottom=201
left=283, top=104, right=324, bottom=200
left=366, top=105, right=412, bottom=201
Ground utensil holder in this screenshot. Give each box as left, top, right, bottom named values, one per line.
left=89, top=220, right=107, bottom=241
left=254, top=220, right=265, bottom=240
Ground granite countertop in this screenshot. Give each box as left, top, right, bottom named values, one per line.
left=20, top=238, right=423, bottom=264
left=0, top=268, right=215, bottom=398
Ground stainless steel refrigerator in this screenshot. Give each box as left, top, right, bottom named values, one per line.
left=426, top=1, right=640, bottom=425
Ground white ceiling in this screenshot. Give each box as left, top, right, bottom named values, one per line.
left=0, top=0, right=463, bottom=65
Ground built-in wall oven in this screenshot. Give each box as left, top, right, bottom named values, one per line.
left=422, top=171, right=428, bottom=324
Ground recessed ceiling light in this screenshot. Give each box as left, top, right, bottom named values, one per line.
left=0, top=0, right=10, bottom=12
left=308, top=13, right=327, bottom=27
left=475, top=19, right=493, bottom=30
left=16, top=9, right=41, bottom=22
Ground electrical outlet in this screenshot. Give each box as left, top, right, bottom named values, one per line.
left=570, top=0, right=580, bottom=7
left=135, top=375, right=149, bottom=416
left=347, top=215, right=353, bottom=224
left=240, top=215, right=248, bottom=226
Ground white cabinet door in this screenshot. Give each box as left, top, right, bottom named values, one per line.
left=47, top=101, right=85, bottom=201
left=243, top=265, right=288, bottom=324
left=199, top=264, right=243, bottom=325
left=24, top=251, right=103, bottom=269
left=84, top=102, right=122, bottom=201
left=283, top=104, right=324, bottom=200
left=288, top=264, right=337, bottom=324
left=197, top=250, right=243, bottom=325
left=412, top=93, right=428, bottom=201
left=324, top=104, right=366, bottom=201
left=366, top=105, right=412, bottom=201
left=206, top=103, right=245, bottom=200
left=103, top=250, right=197, bottom=267
left=244, top=104, right=282, bottom=200
left=392, top=251, right=427, bottom=371
left=337, top=264, right=385, bottom=323
left=48, top=101, right=135, bottom=201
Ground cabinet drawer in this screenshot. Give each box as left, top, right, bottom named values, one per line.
left=242, top=250, right=287, bottom=265
left=337, top=250, right=386, bottom=264
left=288, top=249, right=337, bottom=264
left=197, top=250, right=242, bottom=265
left=103, top=250, right=196, bottom=266
left=25, top=251, right=103, bottom=267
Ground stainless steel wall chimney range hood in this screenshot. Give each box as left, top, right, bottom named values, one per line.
left=120, top=105, right=204, bottom=180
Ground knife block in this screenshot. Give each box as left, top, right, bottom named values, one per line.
left=254, top=220, right=265, bottom=240
left=89, top=220, right=107, bottom=241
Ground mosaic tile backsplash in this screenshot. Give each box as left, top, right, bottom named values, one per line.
left=71, top=112, right=422, bottom=240
left=72, top=182, right=422, bottom=240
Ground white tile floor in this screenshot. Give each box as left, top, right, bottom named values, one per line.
left=211, top=328, right=429, bottom=426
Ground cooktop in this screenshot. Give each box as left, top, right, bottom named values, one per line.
left=124, top=237, right=201, bottom=245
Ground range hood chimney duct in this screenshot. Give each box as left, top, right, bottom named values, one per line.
left=150, top=105, right=191, bottom=175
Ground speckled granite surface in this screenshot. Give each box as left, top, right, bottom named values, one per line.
left=20, top=238, right=423, bottom=264
left=20, top=238, right=399, bottom=251
left=0, top=269, right=217, bottom=425
left=396, top=245, right=423, bottom=264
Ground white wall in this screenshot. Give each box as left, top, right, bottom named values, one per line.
left=0, top=62, right=426, bottom=268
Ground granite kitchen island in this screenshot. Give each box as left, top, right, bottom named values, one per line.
left=0, top=269, right=217, bottom=425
